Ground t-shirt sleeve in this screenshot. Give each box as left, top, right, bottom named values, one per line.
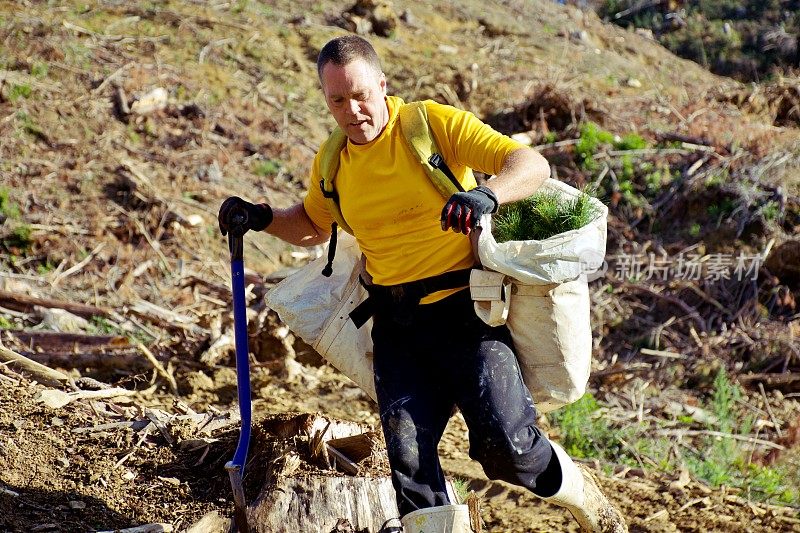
left=425, top=101, right=526, bottom=176
left=302, top=151, right=335, bottom=230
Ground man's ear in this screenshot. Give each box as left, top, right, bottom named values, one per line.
left=379, top=72, right=387, bottom=95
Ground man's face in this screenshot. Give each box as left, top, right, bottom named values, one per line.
left=320, top=59, right=388, bottom=145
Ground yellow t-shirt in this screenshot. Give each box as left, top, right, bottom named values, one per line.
left=303, top=96, right=524, bottom=302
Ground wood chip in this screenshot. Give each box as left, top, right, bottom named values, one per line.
left=38, top=387, right=138, bottom=409
left=644, top=509, right=669, bottom=522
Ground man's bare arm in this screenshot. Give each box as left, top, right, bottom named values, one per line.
left=262, top=203, right=331, bottom=247
left=484, top=147, right=550, bottom=205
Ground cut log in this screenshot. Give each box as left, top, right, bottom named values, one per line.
left=247, top=475, right=400, bottom=533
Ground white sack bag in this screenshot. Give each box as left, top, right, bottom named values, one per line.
left=264, top=232, right=377, bottom=401
left=473, top=178, right=608, bottom=413
left=478, top=178, right=608, bottom=285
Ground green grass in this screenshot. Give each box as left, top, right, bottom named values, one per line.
left=760, top=201, right=780, bottom=222
left=551, top=370, right=798, bottom=507
left=0, top=188, right=32, bottom=252
left=682, top=369, right=796, bottom=504
left=253, top=159, right=281, bottom=177
left=575, top=122, right=649, bottom=173
left=492, top=189, right=601, bottom=242
left=8, top=83, right=31, bottom=101
left=707, top=198, right=736, bottom=221
left=0, top=188, right=21, bottom=219
left=30, top=62, right=48, bottom=78
left=15, top=111, right=44, bottom=140
left=451, top=477, right=470, bottom=503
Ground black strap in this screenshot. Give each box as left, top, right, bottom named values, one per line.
left=428, top=153, right=465, bottom=193
left=321, top=222, right=338, bottom=277
left=320, top=179, right=340, bottom=201
left=350, top=268, right=473, bottom=328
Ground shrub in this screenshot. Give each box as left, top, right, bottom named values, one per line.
left=614, top=133, right=648, bottom=151
left=8, top=83, right=31, bottom=101
left=575, top=122, right=615, bottom=170
left=550, top=393, right=623, bottom=460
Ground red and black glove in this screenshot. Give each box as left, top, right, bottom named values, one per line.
left=218, top=196, right=273, bottom=237
left=440, top=185, right=498, bottom=235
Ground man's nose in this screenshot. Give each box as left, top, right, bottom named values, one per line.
left=346, top=99, right=360, bottom=115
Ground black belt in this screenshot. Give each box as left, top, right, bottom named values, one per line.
left=350, top=268, right=473, bottom=328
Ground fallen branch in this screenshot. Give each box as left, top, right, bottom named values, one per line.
left=738, top=373, right=800, bottom=392
left=5, top=330, right=129, bottom=350
left=655, top=429, right=785, bottom=450
left=656, top=132, right=715, bottom=147
left=38, top=386, right=139, bottom=409
left=130, top=299, right=208, bottom=336
left=0, top=344, right=69, bottom=386
left=640, top=348, right=687, bottom=360
left=590, top=362, right=652, bottom=379
left=136, top=342, right=178, bottom=394
left=22, top=350, right=146, bottom=372
left=51, top=243, right=106, bottom=287
left=0, top=290, right=112, bottom=319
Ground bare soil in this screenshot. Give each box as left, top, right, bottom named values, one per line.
left=1, top=0, right=800, bottom=532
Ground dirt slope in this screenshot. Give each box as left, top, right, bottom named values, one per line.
left=1, top=0, right=799, bottom=532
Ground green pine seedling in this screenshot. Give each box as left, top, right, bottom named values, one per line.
left=492, top=188, right=601, bottom=242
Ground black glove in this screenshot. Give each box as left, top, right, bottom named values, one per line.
left=218, top=196, right=273, bottom=237
left=440, top=185, right=498, bottom=235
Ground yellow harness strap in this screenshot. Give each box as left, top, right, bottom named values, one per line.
left=397, top=101, right=462, bottom=200
left=318, top=127, right=353, bottom=234
left=318, top=101, right=462, bottom=236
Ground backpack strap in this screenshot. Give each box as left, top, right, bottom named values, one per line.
left=398, top=101, right=465, bottom=197
left=318, top=127, right=354, bottom=235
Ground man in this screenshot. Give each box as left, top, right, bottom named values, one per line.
left=219, top=35, right=627, bottom=532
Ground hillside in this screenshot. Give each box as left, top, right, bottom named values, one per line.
left=1, top=1, right=799, bottom=532
left=586, top=0, right=800, bottom=81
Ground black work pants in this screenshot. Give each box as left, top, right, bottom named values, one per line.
left=371, top=289, right=556, bottom=517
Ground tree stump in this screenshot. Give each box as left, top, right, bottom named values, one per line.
left=243, top=413, right=401, bottom=533
left=247, top=475, right=399, bottom=533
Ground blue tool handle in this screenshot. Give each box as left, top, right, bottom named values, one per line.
left=228, top=233, right=252, bottom=473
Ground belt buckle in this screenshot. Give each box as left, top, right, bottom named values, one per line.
left=389, top=285, right=405, bottom=304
